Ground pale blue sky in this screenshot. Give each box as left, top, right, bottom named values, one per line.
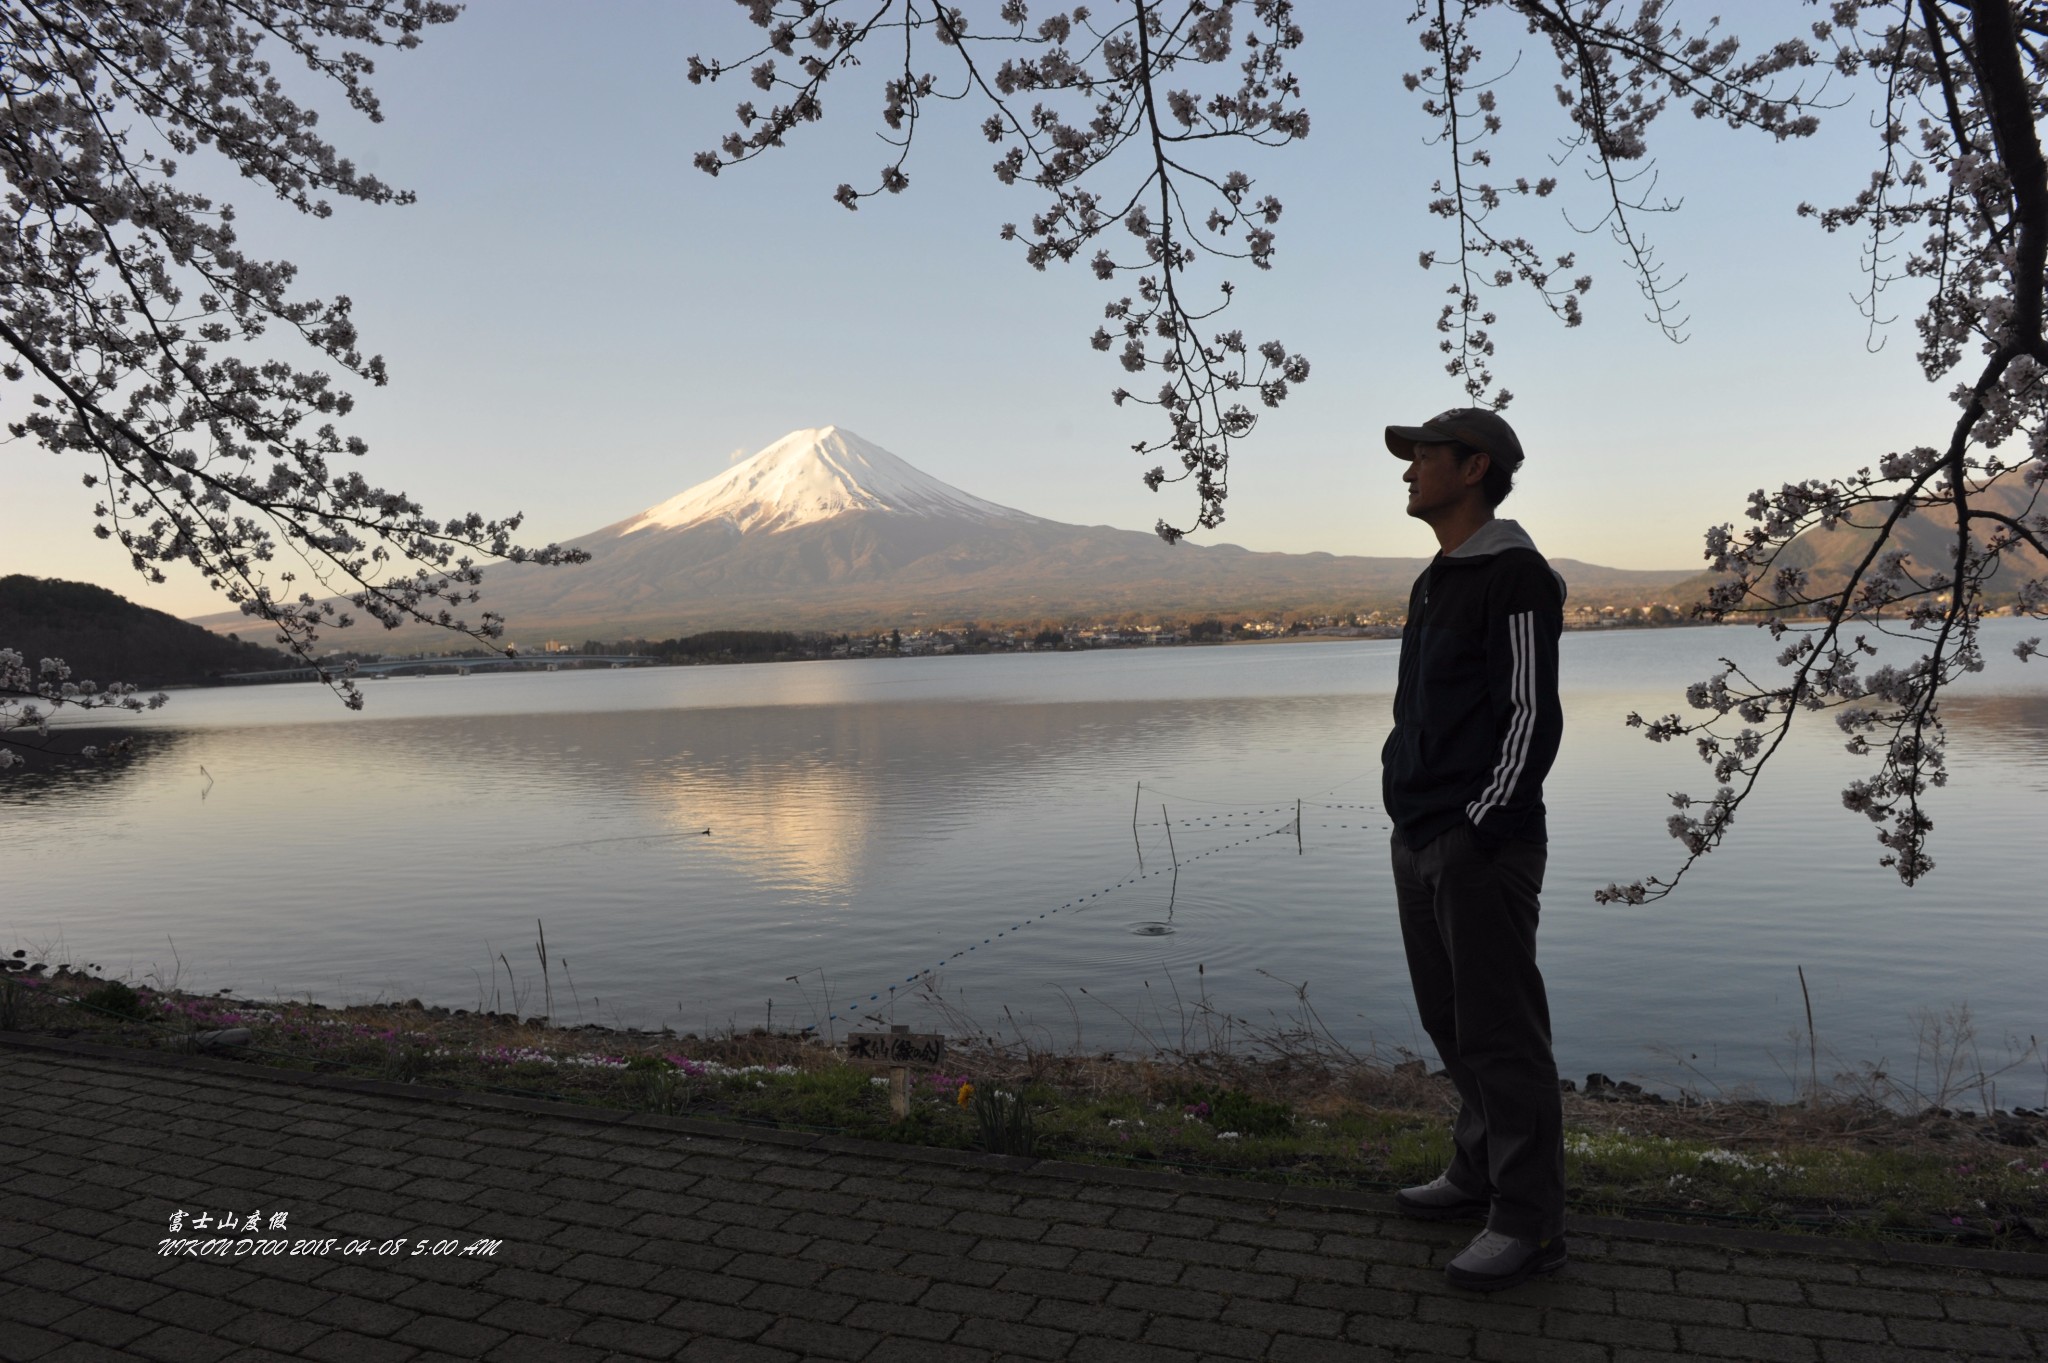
left=3, top=2, right=1957, bottom=619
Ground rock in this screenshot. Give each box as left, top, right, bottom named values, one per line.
left=1995, top=1120, right=2038, bottom=1148
left=1558, top=1078, right=1577, bottom=1093
left=188, top=1028, right=251, bottom=1051
left=1584, top=1072, right=1614, bottom=1092
left=1616, top=1080, right=1642, bottom=1095
left=1393, top=1059, right=1427, bottom=1079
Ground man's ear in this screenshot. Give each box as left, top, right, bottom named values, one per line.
left=1460, top=450, right=1491, bottom=488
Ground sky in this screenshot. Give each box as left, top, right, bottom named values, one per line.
left=1, top=2, right=1963, bottom=620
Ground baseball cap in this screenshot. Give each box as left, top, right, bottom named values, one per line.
left=1384, top=407, right=1525, bottom=470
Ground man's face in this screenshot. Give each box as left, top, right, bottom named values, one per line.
left=1402, top=441, right=1486, bottom=522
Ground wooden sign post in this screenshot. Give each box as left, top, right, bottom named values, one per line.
left=846, top=1024, right=944, bottom=1120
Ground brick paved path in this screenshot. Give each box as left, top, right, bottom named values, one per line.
left=3, top=1038, right=2044, bottom=1363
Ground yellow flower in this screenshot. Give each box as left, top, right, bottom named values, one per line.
left=956, top=1083, right=974, bottom=1107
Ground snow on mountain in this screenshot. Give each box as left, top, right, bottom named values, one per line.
left=186, top=422, right=1701, bottom=646
left=615, top=426, right=1035, bottom=537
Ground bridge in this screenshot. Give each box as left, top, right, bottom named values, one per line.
left=216, top=655, right=658, bottom=685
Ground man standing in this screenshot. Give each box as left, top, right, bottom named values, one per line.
left=1380, top=407, right=1568, bottom=1291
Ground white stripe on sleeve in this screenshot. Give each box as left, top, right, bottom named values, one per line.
left=1468, top=610, right=1536, bottom=826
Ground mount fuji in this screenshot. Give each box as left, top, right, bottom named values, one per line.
left=196, top=426, right=1694, bottom=643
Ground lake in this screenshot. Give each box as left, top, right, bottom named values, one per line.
left=6, top=621, right=2044, bottom=1103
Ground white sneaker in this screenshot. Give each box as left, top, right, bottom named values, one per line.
left=1394, top=1173, right=1489, bottom=1221
left=1445, top=1228, right=1568, bottom=1291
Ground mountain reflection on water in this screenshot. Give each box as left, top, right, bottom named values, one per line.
left=5, top=622, right=2043, bottom=1097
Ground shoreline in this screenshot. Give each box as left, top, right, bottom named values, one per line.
left=6, top=962, right=2043, bottom=1252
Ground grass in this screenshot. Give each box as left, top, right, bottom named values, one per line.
left=3, top=953, right=2044, bottom=1252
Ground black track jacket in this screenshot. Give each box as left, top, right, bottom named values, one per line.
left=1382, top=518, right=1567, bottom=850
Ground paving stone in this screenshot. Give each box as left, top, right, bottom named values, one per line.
left=1478, top=1330, right=1617, bottom=1363
left=568, top=1315, right=689, bottom=1360
left=1859, top=1263, right=1997, bottom=1295
left=298, top=1329, right=420, bottom=1363
left=893, top=1250, right=1007, bottom=1289
left=216, top=1309, right=332, bottom=1353
left=1989, top=1275, right=2048, bottom=1301
left=561, top=1253, right=662, bottom=1289
left=139, top=1290, right=253, bottom=1335
left=1748, top=1301, right=1892, bottom=1342
left=1542, top=1307, right=1677, bottom=1351
left=1945, top=1291, right=2048, bottom=1325
left=1347, top=1314, right=1474, bottom=1357
left=306, top=1294, right=419, bottom=1336
left=842, top=1299, right=965, bottom=1341
left=721, top=1252, right=824, bottom=1289
left=1105, top=1279, right=1225, bottom=1320
left=1883, top=1317, right=2039, bottom=1356
left=754, top=1315, right=880, bottom=1361
left=994, top=1265, right=1116, bottom=1304
left=1143, top=1313, right=1271, bottom=1359
left=312, top=1263, right=419, bottom=1302
left=1262, top=1247, right=1366, bottom=1286
left=1130, top=1236, right=1253, bottom=1268
left=1606, top=1240, right=1732, bottom=1272
left=1614, top=1286, right=1747, bottom=1327
left=47, top=1303, right=161, bottom=1348
left=1075, top=1183, right=1182, bottom=1211
left=1, top=1285, right=80, bottom=1327
left=1021, top=1298, right=1147, bottom=1340
left=872, top=1224, right=979, bottom=1258
left=654, top=1298, right=776, bottom=1339
left=1813, top=1343, right=1999, bottom=1363
left=391, top=1314, right=509, bottom=1355
left=918, top=1280, right=1038, bottom=1323
left=124, top=1323, right=240, bottom=1363
left=1678, top=1268, right=1809, bottom=1302
left=1263, top=1337, right=1403, bottom=1363
left=968, top=1238, right=1076, bottom=1271
left=1678, top=1322, right=1818, bottom=1361
left=739, top=1280, right=859, bottom=1325
left=34, top=1340, right=157, bottom=1363
left=708, top=1226, right=808, bottom=1257
left=858, top=1341, right=988, bottom=1363
left=389, top=1280, right=498, bottom=1320
left=1043, top=1222, right=1150, bottom=1254
left=1067, top=1339, right=1202, bottom=1363
left=1179, top=1260, right=1286, bottom=1301
left=0, top=1322, right=70, bottom=1361
left=479, top=1334, right=606, bottom=1363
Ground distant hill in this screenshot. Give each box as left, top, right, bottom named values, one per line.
left=1661, top=474, right=2047, bottom=610
left=0, top=576, right=291, bottom=687
left=188, top=426, right=1700, bottom=647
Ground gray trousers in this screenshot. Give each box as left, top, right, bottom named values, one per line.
left=1391, top=823, right=1566, bottom=1241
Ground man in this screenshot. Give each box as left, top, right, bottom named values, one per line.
left=1380, top=407, right=1568, bottom=1292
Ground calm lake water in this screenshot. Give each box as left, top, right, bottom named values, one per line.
left=7, top=621, right=2045, bottom=1102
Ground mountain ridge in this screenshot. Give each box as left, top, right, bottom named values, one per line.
left=188, top=426, right=1701, bottom=645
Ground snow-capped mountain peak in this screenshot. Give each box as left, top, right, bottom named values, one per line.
left=616, top=426, right=1034, bottom=537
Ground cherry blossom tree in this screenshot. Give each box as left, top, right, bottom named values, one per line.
left=689, top=0, right=2046, bottom=896
left=0, top=649, right=162, bottom=771
left=0, top=0, right=586, bottom=763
